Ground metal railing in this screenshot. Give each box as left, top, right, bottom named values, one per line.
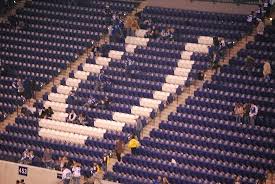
left=191, top=0, right=259, bottom=5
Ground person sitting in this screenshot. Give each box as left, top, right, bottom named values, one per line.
left=46, top=107, right=54, bottom=119
left=42, top=148, right=54, bottom=169
left=20, top=149, right=30, bottom=164
left=67, top=110, right=78, bottom=123
left=160, top=28, right=170, bottom=40
left=12, top=78, right=24, bottom=97
left=84, top=96, right=98, bottom=109
left=98, top=97, right=111, bottom=109
left=21, top=105, right=33, bottom=117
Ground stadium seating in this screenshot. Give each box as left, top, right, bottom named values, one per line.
left=105, top=6, right=274, bottom=184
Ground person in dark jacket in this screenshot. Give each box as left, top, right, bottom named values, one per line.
left=23, top=78, right=32, bottom=101
left=115, top=139, right=124, bottom=162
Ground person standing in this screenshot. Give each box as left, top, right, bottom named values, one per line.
left=249, top=103, right=258, bottom=126
left=128, top=135, right=140, bottom=155
left=234, top=103, right=244, bottom=123
left=135, top=120, right=143, bottom=140
left=256, top=19, right=265, bottom=35
left=162, top=177, right=170, bottom=184
left=263, top=60, right=272, bottom=80
left=115, top=139, right=124, bottom=162
left=243, top=103, right=251, bottom=124
left=62, top=164, right=72, bottom=184
left=72, top=162, right=81, bottom=184
left=101, top=154, right=109, bottom=173
left=42, top=148, right=53, bottom=169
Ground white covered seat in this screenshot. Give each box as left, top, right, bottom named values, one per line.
left=125, top=36, right=149, bottom=46
left=56, top=85, right=73, bottom=95
left=135, top=29, right=148, bottom=38
left=185, top=43, right=209, bottom=53
left=162, top=83, right=179, bottom=93
left=108, top=50, right=124, bottom=60
left=125, top=44, right=137, bottom=53
left=165, top=75, right=187, bottom=85
left=74, top=71, right=90, bottom=80
left=44, top=101, right=68, bottom=113
left=140, top=98, right=162, bottom=110
left=39, top=119, right=106, bottom=139
left=39, top=128, right=87, bottom=144
left=112, top=112, right=139, bottom=125
left=153, top=91, right=170, bottom=101
left=198, top=36, right=213, bottom=45
left=131, top=106, right=152, bottom=117
left=48, top=93, right=68, bottom=103
left=94, top=119, right=125, bottom=131
left=65, top=78, right=81, bottom=87
left=177, top=59, right=194, bottom=69
left=95, top=57, right=111, bottom=66
left=180, top=51, right=193, bottom=60
left=82, top=63, right=103, bottom=74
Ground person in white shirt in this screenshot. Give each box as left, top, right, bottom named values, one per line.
left=249, top=104, right=258, bottom=126
left=67, top=110, right=77, bottom=123
left=72, top=162, right=81, bottom=184
left=62, top=165, right=72, bottom=184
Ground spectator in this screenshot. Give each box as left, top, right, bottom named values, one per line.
left=20, top=149, right=29, bottom=163
left=128, top=135, right=140, bottom=155
left=12, top=78, right=24, bottom=97
left=247, top=11, right=253, bottom=23
left=89, top=163, right=102, bottom=184
left=135, top=120, right=143, bottom=140
left=256, top=19, right=265, bottom=35
left=67, top=110, right=78, bottom=123
left=244, top=55, right=255, bottom=75
left=84, top=96, right=98, bottom=109
left=153, top=176, right=163, bottom=184
left=46, top=107, right=54, bottom=119
left=234, top=103, right=244, bottom=123
left=263, top=60, right=272, bottom=80
left=59, top=156, right=68, bottom=171
left=98, top=96, right=111, bottom=109
left=168, top=28, right=176, bottom=41
left=32, top=154, right=43, bottom=167
left=249, top=103, right=258, bottom=126
left=115, top=139, right=124, bottom=162
left=171, top=158, right=177, bottom=164
left=72, top=162, right=81, bottom=184
left=162, top=177, right=170, bottom=184
left=234, top=176, right=241, bottom=184
left=62, top=164, right=72, bottom=184
left=23, top=78, right=32, bottom=101
left=142, top=19, right=152, bottom=29
left=42, top=148, right=54, bottom=169
left=101, top=154, right=109, bottom=172
left=125, top=59, right=135, bottom=77
left=21, top=105, right=33, bottom=117
left=124, top=16, right=134, bottom=36
left=212, top=52, right=220, bottom=71
left=243, top=103, right=251, bottom=124
left=160, top=28, right=170, bottom=40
